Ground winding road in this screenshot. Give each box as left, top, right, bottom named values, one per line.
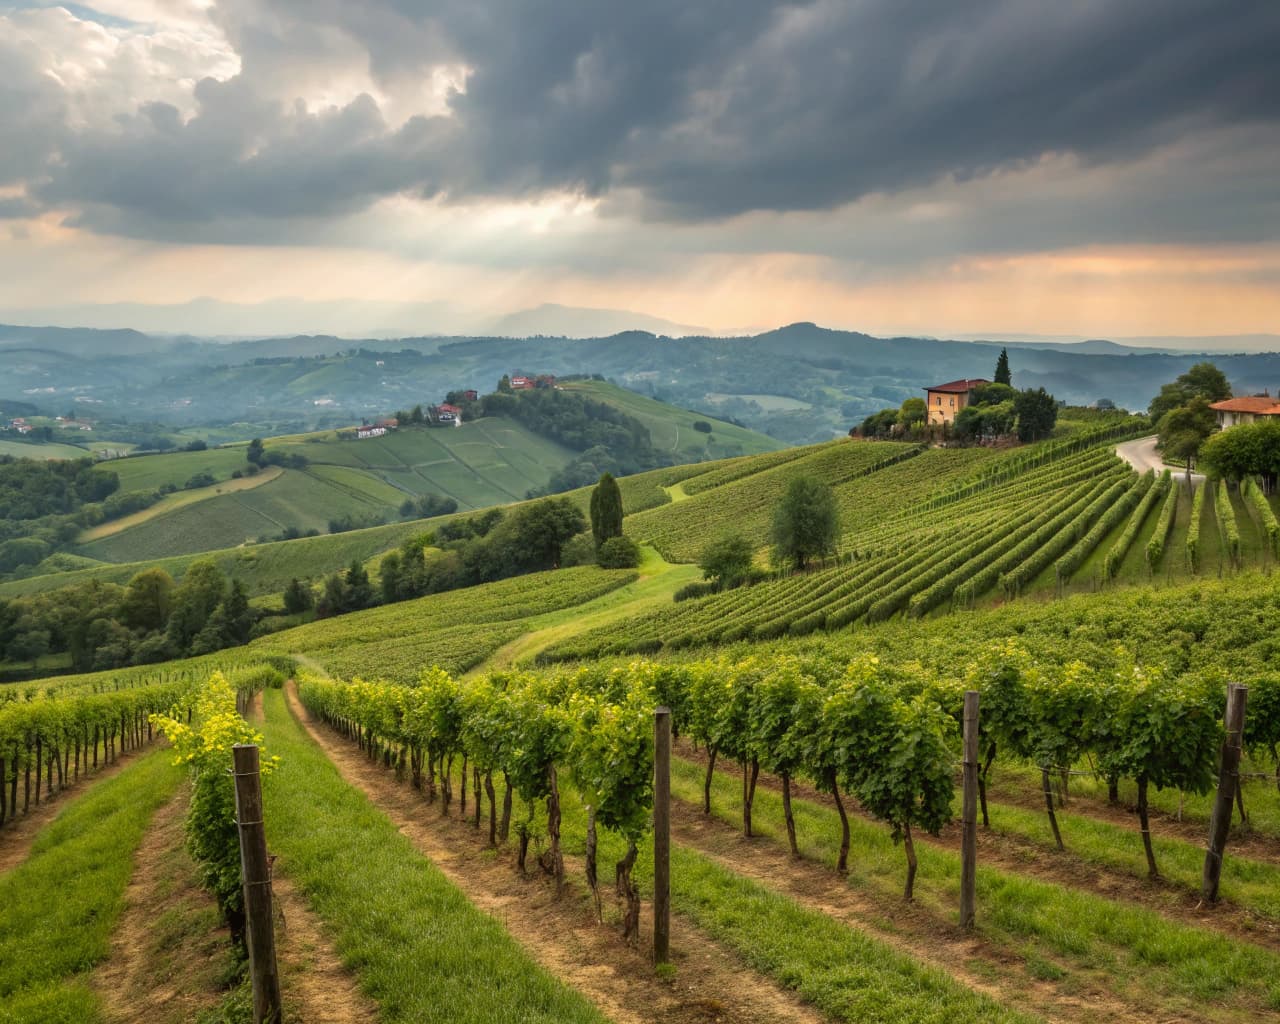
left=1115, top=435, right=1204, bottom=484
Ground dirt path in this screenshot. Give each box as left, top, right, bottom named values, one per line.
left=283, top=682, right=825, bottom=1024
left=0, top=742, right=156, bottom=875
left=246, top=684, right=375, bottom=1022
left=271, top=871, right=381, bottom=1023
left=93, top=784, right=229, bottom=1024
left=668, top=800, right=1139, bottom=1024
left=682, top=744, right=1280, bottom=955
left=986, top=769, right=1280, bottom=867
left=91, top=759, right=373, bottom=1024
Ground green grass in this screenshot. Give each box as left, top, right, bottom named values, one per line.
left=979, top=791, right=1280, bottom=921
left=106, top=448, right=250, bottom=493
left=477, top=546, right=702, bottom=671
left=673, top=755, right=1280, bottom=1016
left=0, top=746, right=183, bottom=1023
left=561, top=380, right=784, bottom=460
left=272, top=416, right=577, bottom=509
left=428, top=746, right=1036, bottom=1023
left=0, top=439, right=94, bottom=460
left=255, top=566, right=638, bottom=682
left=627, top=439, right=919, bottom=561
left=0, top=518, right=432, bottom=599
left=257, top=689, right=607, bottom=1024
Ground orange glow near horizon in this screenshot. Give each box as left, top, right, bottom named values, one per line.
left=1, top=219, right=1277, bottom=337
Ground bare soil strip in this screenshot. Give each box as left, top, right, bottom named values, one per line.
left=668, top=800, right=1141, bottom=1024
left=283, top=682, right=826, bottom=1024
left=93, top=784, right=229, bottom=1024
left=684, top=741, right=1280, bottom=954
left=271, top=871, right=381, bottom=1024
left=0, top=742, right=155, bottom=875
left=92, top=769, right=375, bottom=1024
left=987, top=770, right=1280, bottom=867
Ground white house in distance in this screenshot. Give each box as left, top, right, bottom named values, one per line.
left=1209, top=395, right=1280, bottom=428
left=924, top=378, right=989, bottom=426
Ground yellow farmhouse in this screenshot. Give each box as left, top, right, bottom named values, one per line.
left=924, top=378, right=989, bottom=426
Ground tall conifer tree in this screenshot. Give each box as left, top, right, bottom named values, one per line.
left=589, top=472, right=624, bottom=550
left=994, top=348, right=1012, bottom=385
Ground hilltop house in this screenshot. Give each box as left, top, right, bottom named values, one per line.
left=1209, top=395, right=1280, bottom=428
left=924, top=379, right=989, bottom=426
left=510, top=375, right=534, bottom=390
left=8, top=418, right=31, bottom=434
left=435, top=403, right=463, bottom=425
left=356, top=425, right=388, bottom=439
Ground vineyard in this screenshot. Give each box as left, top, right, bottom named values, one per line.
left=5, top=423, right=1280, bottom=1024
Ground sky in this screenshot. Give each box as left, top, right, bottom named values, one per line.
left=0, top=0, right=1277, bottom=339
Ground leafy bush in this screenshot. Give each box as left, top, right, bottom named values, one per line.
left=597, top=535, right=640, bottom=569
left=150, top=671, right=280, bottom=944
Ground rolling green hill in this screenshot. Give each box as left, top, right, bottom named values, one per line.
left=558, top=379, right=785, bottom=461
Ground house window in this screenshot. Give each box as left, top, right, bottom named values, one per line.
left=936, top=396, right=941, bottom=405
left=949, top=398, right=955, bottom=407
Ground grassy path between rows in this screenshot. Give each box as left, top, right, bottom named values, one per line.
left=0, top=746, right=182, bottom=1024
left=258, top=688, right=607, bottom=1024
left=478, top=545, right=699, bottom=672
left=293, top=677, right=1043, bottom=1024
left=676, top=753, right=1280, bottom=1022
left=0, top=740, right=160, bottom=875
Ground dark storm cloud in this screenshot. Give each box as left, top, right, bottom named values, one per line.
left=14, top=0, right=1280, bottom=235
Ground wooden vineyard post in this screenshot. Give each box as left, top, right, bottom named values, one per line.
left=960, top=690, right=979, bottom=930
left=1202, top=683, right=1248, bottom=903
left=653, top=706, right=671, bottom=964
left=233, top=744, right=282, bottom=1024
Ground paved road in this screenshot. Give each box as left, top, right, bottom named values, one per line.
left=1115, top=435, right=1204, bottom=483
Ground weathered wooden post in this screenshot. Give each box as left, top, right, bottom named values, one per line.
left=1202, top=683, right=1248, bottom=903
left=653, top=706, right=671, bottom=964
left=233, top=744, right=282, bottom=1024
left=960, top=690, right=979, bottom=930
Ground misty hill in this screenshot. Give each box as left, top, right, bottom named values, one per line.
left=3, top=320, right=1279, bottom=444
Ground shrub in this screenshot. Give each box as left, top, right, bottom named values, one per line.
left=597, top=535, right=641, bottom=569
left=150, top=672, right=280, bottom=944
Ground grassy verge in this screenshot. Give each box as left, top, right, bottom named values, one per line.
left=451, top=758, right=1036, bottom=1023
left=478, top=545, right=701, bottom=671
left=991, top=760, right=1280, bottom=842
left=0, top=746, right=182, bottom=1024
left=257, top=689, right=606, bottom=1024
left=673, top=754, right=1280, bottom=1017
left=980, top=794, right=1280, bottom=921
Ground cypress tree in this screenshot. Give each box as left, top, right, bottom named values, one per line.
left=994, top=348, right=1012, bottom=386
left=589, top=472, right=624, bottom=550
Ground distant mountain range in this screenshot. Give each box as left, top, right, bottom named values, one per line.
left=3, top=319, right=1280, bottom=446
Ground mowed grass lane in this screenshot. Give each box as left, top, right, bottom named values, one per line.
left=258, top=689, right=606, bottom=1024
left=676, top=755, right=1280, bottom=1020
left=0, top=746, right=182, bottom=1024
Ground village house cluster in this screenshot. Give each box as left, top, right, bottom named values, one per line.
left=353, top=375, right=558, bottom=439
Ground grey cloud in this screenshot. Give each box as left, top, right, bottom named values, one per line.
left=11, top=0, right=1280, bottom=239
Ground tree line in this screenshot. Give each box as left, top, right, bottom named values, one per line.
left=0, top=561, right=257, bottom=674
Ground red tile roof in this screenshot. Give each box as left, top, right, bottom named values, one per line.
left=1210, top=397, right=1280, bottom=415
left=925, top=378, right=990, bottom=394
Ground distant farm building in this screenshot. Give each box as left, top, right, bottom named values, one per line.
left=463, top=389, right=479, bottom=402
left=356, top=425, right=388, bottom=439
left=375, top=417, right=399, bottom=429
left=9, top=418, right=31, bottom=434
left=56, top=417, right=93, bottom=431
left=924, top=379, right=989, bottom=426
left=510, top=376, right=535, bottom=390
left=1210, top=395, right=1280, bottom=428
left=435, top=403, right=463, bottom=425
